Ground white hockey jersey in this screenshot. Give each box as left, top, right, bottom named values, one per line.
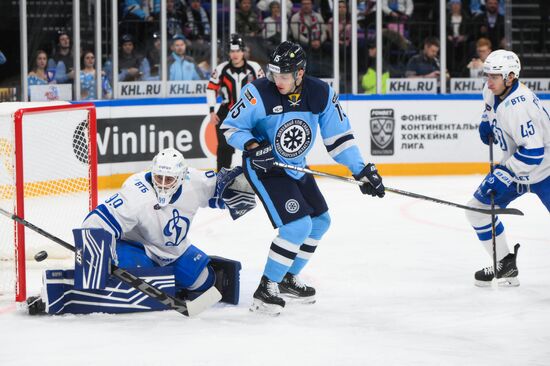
left=481, top=81, right=550, bottom=184
left=82, top=168, right=219, bottom=265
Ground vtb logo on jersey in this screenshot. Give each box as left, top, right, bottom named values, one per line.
left=275, top=119, right=312, bottom=158
left=370, top=109, right=395, bottom=156
left=163, top=209, right=190, bottom=246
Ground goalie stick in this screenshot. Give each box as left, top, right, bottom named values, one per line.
left=273, top=162, right=524, bottom=216
left=0, top=207, right=221, bottom=317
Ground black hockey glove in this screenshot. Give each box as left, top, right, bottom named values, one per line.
left=353, top=163, right=385, bottom=198
left=247, top=142, right=275, bottom=173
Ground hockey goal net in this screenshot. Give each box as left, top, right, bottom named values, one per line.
left=0, top=102, right=97, bottom=303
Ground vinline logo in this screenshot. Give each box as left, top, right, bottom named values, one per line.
left=94, top=116, right=207, bottom=163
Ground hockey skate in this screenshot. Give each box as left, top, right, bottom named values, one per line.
left=279, top=273, right=316, bottom=304
left=250, top=275, right=285, bottom=316
left=475, top=243, right=520, bottom=287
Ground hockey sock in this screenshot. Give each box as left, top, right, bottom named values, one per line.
left=466, top=200, right=511, bottom=261
left=472, top=217, right=510, bottom=261
left=264, top=216, right=312, bottom=282
left=288, top=212, right=331, bottom=275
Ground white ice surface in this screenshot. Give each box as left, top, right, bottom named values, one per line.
left=1, top=175, right=549, bottom=366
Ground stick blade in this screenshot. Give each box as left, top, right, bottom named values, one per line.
left=185, top=286, right=222, bottom=317
left=494, top=207, right=524, bottom=216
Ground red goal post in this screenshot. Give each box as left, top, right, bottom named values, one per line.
left=0, top=102, right=97, bottom=303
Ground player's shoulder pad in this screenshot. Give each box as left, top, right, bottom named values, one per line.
left=122, top=172, right=151, bottom=192
left=502, top=82, right=527, bottom=109
left=187, top=167, right=216, bottom=184
left=250, top=78, right=286, bottom=115
left=251, top=77, right=272, bottom=95
left=119, top=172, right=156, bottom=203
left=303, top=75, right=331, bottom=113
left=242, top=81, right=266, bottom=109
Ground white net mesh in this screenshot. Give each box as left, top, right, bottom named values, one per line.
left=0, top=104, right=95, bottom=301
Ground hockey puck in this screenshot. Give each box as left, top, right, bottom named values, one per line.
left=34, top=251, right=48, bottom=262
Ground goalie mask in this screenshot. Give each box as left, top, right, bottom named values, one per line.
left=151, top=148, right=188, bottom=207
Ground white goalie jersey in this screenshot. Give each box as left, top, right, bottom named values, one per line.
left=482, top=82, right=550, bottom=184
left=82, top=168, right=219, bottom=265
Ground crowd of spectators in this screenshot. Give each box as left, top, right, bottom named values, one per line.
left=28, top=0, right=509, bottom=99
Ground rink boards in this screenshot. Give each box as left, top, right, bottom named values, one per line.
left=83, top=94, right=550, bottom=189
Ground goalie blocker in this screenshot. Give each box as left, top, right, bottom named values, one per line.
left=216, top=166, right=256, bottom=220
left=31, top=228, right=242, bottom=315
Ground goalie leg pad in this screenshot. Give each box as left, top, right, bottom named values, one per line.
left=42, top=267, right=175, bottom=315
left=210, top=255, right=242, bottom=305
left=72, top=228, right=115, bottom=290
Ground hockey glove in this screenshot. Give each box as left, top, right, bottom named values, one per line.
left=215, top=166, right=257, bottom=220
left=479, top=120, right=496, bottom=146
left=247, top=142, right=275, bottom=173
left=477, top=165, right=515, bottom=202
left=353, top=163, right=385, bottom=198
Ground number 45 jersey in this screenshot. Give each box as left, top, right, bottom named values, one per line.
left=482, top=82, right=550, bottom=184
left=220, top=76, right=366, bottom=179
left=82, top=168, right=218, bottom=266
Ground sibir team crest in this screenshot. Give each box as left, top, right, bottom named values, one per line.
left=285, top=199, right=300, bottom=213
left=275, top=119, right=312, bottom=158
left=370, top=109, right=395, bottom=155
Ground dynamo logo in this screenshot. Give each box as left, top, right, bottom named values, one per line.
left=163, top=209, right=190, bottom=246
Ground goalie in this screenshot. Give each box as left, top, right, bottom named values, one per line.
left=29, top=148, right=255, bottom=315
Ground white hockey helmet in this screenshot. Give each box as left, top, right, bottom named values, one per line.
left=151, top=148, right=188, bottom=207
left=483, top=50, right=521, bottom=80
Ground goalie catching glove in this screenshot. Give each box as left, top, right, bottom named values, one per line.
left=216, top=166, right=257, bottom=219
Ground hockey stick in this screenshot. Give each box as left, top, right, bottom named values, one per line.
left=0, top=207, right=221, bottom=317
left=273, top=162, right=524, bottom=216
left=489, top=137, right=499, bottom=288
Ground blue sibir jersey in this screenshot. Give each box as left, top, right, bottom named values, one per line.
left=220, top=76, right=366, bottom=179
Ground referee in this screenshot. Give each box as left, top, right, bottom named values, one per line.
left=206, top=34, right=264, bottom=171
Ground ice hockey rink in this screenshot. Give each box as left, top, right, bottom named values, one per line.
left=0, top=174, right=549, bottom=366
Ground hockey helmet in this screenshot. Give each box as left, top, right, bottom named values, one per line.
left=151, top=148, right=188, bottom=207
left=229, top=33, right=245, bottom=52
left=267, top=41, right=306, bottom=80
left=483, top=50, right=521, bottom=80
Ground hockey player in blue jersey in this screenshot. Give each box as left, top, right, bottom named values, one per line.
left=220, top=41, right=385, bottom=315
left=466, top=50, right=550, bottom=287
